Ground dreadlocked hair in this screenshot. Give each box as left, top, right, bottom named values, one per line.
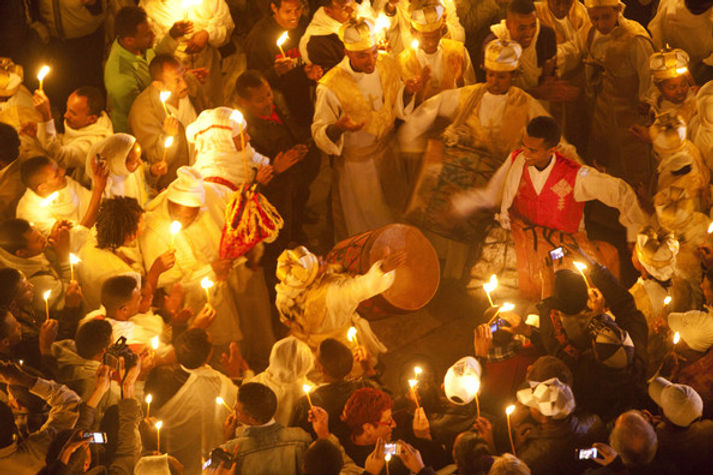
left=95, top=197, right=144, bottom=250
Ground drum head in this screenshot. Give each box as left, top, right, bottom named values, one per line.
left=366, top=224, right=440, bottom=312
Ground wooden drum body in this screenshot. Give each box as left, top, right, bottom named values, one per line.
left=326, top=224, right=440, bottom=320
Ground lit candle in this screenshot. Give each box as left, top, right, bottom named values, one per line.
left=385, top=453, right=391, bottom=475
left=145, top=394, right=152, bottom=418
left=491, top=302, right=515, bottom=322
left=201, top=277, right=214, bottom=301
left=505, top=404, right=516, bottom=455
left=408, top=379, right=420, bottom=408
left=19, top=360, right=23, bottom=366
left=151, top=336, right=159, bottom=351
left=303, top=384, right=314, bottom=408
left=375, top=13, right=390, bottom=35
left=573, top=262, right=591, bottom=289
left=182, top=0, right=201, bottom=20
left=673, top=331, right=680, bottom=346
left=169, top=220, right=182, bottom=249
left=230, top=110, right=248, bottom=177
left=37, top=65, right=50, bottom=92
left=69, top=253, right=80, bottom=281
left=414, top=366, right=423, bottom=379
left=162, top=135, right=174, bottom=162
left=411, top=39, right=419, bottom=50
left=664, top=296, right=672, bottom=306
left=347, top=326, right=359, bottom=347
left=43, top=290, right=51, bottom=320
left=155, top=420, right=163, bottom=452
left=483, top=274, right=497, bottom=307
left=707, top=221, right=713, bottom=234
left=276, top=31, right=289, bottom=57
left=216, top=396, right=232, bottom=411
left=41, top=191, right=59, bottom=207
left=159, top=91, right=171, bottom=117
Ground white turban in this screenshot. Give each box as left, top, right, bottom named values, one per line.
left=167, top=166, right=205, bottom=208
left=516, top=377, right=575, bottom=419
left=635, top=226, right=679, bottom=281
left=185, top=106, right=248, bottom=154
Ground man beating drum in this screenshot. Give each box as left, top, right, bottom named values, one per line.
left=275, top=245, right=406, bottom=362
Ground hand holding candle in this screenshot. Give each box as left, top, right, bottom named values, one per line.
left=37, top=66, right=50, bottom=92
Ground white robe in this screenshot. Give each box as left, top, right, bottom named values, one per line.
left=15, top=178, right=92, bottom=252
left=451, top=151, right=648, bottom=241
left=156, top=365, right=237, bottom=475
left=312, top=56, right=413, bottom=236
left=36, top=112, right=113, bottom=171
left=648, top=0, right=713, bottom=67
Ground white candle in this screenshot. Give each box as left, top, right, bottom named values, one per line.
left=201, top=277, right=214, bottom=301
left=43, top=290, right=51, bottom=320
left=159, top=91, right=171, bottom=117
left=37, top=65, right=50, bottom=91
left=303, top=384, right=314, bottom=408
left=155, top=420, right=163, bottom=452
left=483, top=274, right=497, bottom=307
left=276, top=31, right=289, bottom=57
left=506, top=404, right=516, bottom=455
left=69, top=253, right=80, bottom=281
left=573, top=262, right=591, bottom=289
left=145, top=393, right=153, bottom=418
left=408, top=379, right=420, bottom=408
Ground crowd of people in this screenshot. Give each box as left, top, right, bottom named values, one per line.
left=3, top=0, right=713, bottom=473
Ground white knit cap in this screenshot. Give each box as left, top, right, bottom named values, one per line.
left=167, top=166, right=205, bottom=208
left=96, top=133, right=136, bottom=178
left=668, top=310, right=713, bottom=352
left=648, top=377, right=703, bottom=427
left=516, top=377, right=575, bottom=419
left=339, top=17, right=377, bottom=52
left=444, top=356, right=482, bottom=405
left=484, top=39, right=522, bottom=72
left=635, top=226, right=679, bottom=281
left=185, top=106, right=247, bottom=154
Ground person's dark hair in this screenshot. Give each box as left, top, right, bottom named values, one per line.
left=174, top=328, right=212, bottom=369
left=115, top=6, right=148, bottom=39
left=551, top=269, right=588, bottom=315
left=526, top=355, right=574, bottom=386
left=75, top=319, right=113, bottom=359
left=453, top=431, right=494, bottom=475
left=238, top=382, right=278, bottom=424
left=74, top=86, right=104, bottom=117
left=304, top=439, right=343, bottom=475
left=526, top=116, right=561, bottom=148
left=20, top=155, right=53, bottom=191
left=0, top=122, right=20, bottom=166
left=684, top=0, right=713, bottom=15
left=235, top=70, right=268, bottom=100
left=0, top=218, right=32, bottom=254
left=100, top=275, right=138, bottom=315
left=508, top=0, right=536, bottom=16
left=95, top=197, right=144, bottom=250
left=149, top=54, right=182, bottom=81
left=317, top=338, right=353, bottom=380
left=0, top=268, right=22, bottom=308
left=0, top=401, right=17, bottom=449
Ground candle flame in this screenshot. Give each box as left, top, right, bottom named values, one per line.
left=411, top=39, right=419, bottom=50
left=230, top=109, right=244, bottom=125
left=675, top=67, right=688, bottom=75
left=277, top=31, right=289, bottom=47
left=69, top=253, right=80, bottom=265
left=201, top=277, right=214, bottom=290
left=483, top=274, right=498, bottom=293
left=37, top=65, right=50, bottom=81
left=385, top=453, right=392, bottom=462
left=41, top=191, right=59, bottom=207
left=43, top=290, right=51, bottom=301
left=155, top=420, right=163, bottom=430
left=708, top=221, right=713, bottom=234
left=464, top=374, right=480, bottom=394
left=145, top=394, right=153, bottom=404
left=414, top=366, right=423, bottom=376
left=506, top=404, right=515, bottom=415
left=164, top=136, right=174, bottom=149
left=151, top=336, right=159, bottom=350
left=170, top=220, right=182, bottom=235
left=347, top=326, right=357, bottom=342
left=500, top=302, right=515, bottom=312
left=375, top=13, right=390, bottom=32
left=302, top=384, right=312, bottom=394
left=216, top=397, right=224, bottom=405
left=673, top=332, right=680, bottom=345
left=573, top=261, right=587, bottom=271
left=664, top=296, right=672, bottom=305
left=408, top=379, right=418, bottom=388
left=159, top=91, right=171, bottom=103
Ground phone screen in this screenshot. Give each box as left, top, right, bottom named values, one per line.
left=85, top=432, right=106, bottom=444
left=384, top=443, right=398, bottom=455
left=578, top=448, right=598, bottom=460
left=550, top=247, right=564, bottom=261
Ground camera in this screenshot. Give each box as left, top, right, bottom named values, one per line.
left=549, top=247, right=564, bottom=261
left=384, top=443, right=399, bottom=456
left=577, top=447, right=598, bottom=460
left=103, top=336, right=138, bottom=372
left=203, top=448, right=235, bottom=469
left=83, top=432, right=107, bottom=444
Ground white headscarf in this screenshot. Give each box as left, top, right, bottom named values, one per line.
left=166, top=166, right=205, bottom=208
left=185, top=106, right=247, bottom=154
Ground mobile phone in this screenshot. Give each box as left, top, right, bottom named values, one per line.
left=577, top=447, right=598, bottom=460
left=204, top=448, right=235, bottom=469
left=490, top=317, right=508, bottom=334
left=549, top=247, right=564, bottom=261
left=83, top=432, right=107, bottom=444
left=384, top=443, right=398, bottom=456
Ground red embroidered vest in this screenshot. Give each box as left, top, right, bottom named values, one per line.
left=510, top=150, right=584, bottom=233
